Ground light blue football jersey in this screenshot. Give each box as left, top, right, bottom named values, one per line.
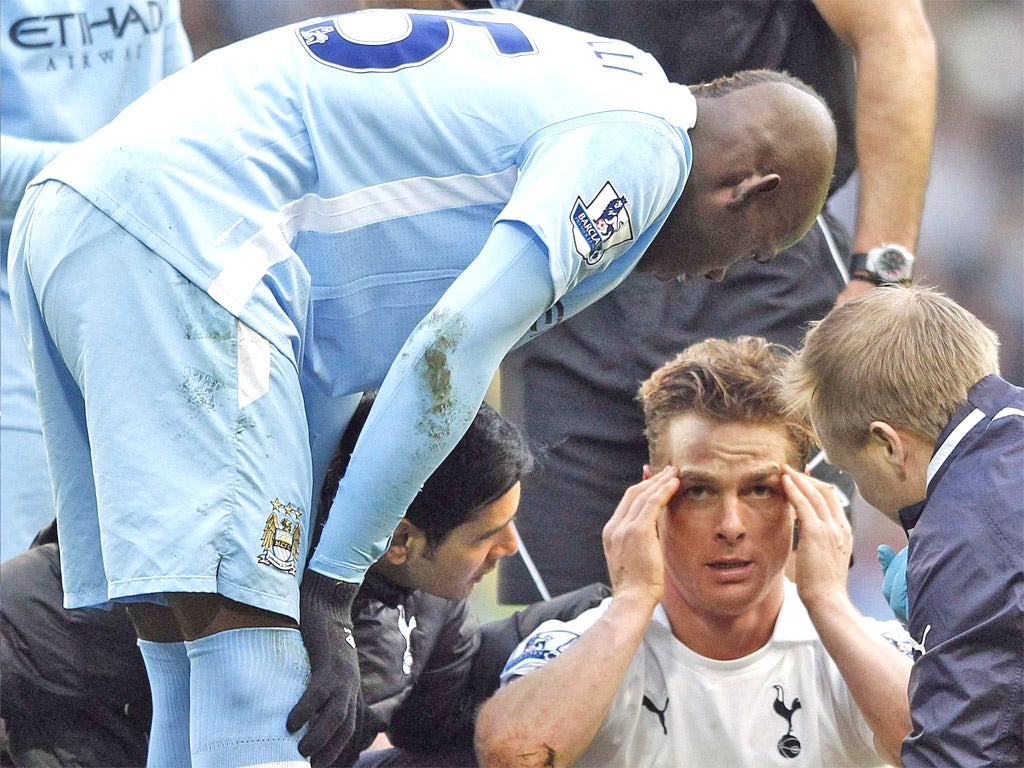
left=1, top=0, right=192, bottom=222
left=35, top=8, right=695, bottom=580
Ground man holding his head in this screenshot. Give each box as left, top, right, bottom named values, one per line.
left=475, top=337, right=913, bottom=767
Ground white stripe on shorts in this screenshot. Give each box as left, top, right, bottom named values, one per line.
left=237, top=320, right=271, bottom=408
left=208, top=224, right=294, bottom=317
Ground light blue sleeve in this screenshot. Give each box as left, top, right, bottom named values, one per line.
left=0, top=136, right=67, bottom=219
left=308, top=219, right=555, bottom=582
left=498, top=115, right=688, bottom=298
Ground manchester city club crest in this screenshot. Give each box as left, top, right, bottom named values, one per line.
left=570, top=180, right=634, bottom=265
left=258, top=499, right=303, bottom=575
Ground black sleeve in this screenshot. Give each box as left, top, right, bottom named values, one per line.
left=0, top=542, right=150, bottom=766
left=386, top=584, right=612, bottom=751
left=29, top=518, right=59, bottom=547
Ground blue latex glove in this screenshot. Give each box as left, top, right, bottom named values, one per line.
left=877, top=545, right=909, bottom=626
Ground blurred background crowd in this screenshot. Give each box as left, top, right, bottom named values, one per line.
left=179, top=0, right=1024, bottom=622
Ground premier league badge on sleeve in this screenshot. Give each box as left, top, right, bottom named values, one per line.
left=501, top=629, right=580, bottom=679
left=300, top=23, right=334, bottom=46
left=570, top=181, right=633, bottom=266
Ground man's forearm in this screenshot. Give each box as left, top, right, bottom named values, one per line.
left=815, top=0, right=937, bottom=252
left=474, top=594, right=654, bottom=768
left=804, top=592, right=913, bottom=766
left=850, top=21, right=936, bottom=251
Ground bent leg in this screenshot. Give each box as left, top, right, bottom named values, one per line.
left=129, top=602, right=190, bottom=767
left=15, top=181, right=318, bottom=766
left=132, top=594, right=309, bottom=768
left=131, top=593, right=308, bottom=767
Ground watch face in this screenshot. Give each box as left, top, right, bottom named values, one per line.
left=871, top=247, right=912, bottom=282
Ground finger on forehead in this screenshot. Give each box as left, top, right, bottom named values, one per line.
left=628, top=473, right=679, bottom=520
left=782, top=472, right=828, bottom=523
left=786, top=465, right=835, bottom=501
left=792, top=468, right=847, bottom=517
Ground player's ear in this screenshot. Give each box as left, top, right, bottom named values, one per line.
left=869, top=421, right=908, bottom=480
left=382, top=519, right=415, bottom=565
left=726, top=173, right=780, bottom=209
left=643, top=464, right=653, bottom=480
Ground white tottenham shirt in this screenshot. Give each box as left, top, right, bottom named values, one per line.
left=501, top=580, right=914, bottom=767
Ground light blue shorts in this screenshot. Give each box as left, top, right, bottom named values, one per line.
left=1, top=252, right=57, bottom=561
left=7, top=181, right=351, bottom=620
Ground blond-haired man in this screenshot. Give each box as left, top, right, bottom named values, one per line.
left=475, top=337, right=913, bottom=767
left=783, top=285, right=1023, bottom=767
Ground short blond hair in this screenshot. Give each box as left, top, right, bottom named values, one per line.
left=638, top=336, right=816, bottom=469
left=782, top=285, right=1000, bottom=448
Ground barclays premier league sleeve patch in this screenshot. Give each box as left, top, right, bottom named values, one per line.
left=570, top=181, right=633, bottom=266
left=501, top=628, right=581, bottom=682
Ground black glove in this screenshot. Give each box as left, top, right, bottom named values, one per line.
left=287, top=569, right=362, bottom=766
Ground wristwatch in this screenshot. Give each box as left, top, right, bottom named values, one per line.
left=849, top=244, right=915, bottom=285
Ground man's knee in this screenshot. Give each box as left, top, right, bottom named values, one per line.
left=126, top=601, right=182, bottom=643
left=128, top=592, right=297, bottom=643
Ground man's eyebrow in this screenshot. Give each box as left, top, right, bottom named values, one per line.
left=675, top=464, right=783, bottom=484
left=675, top=469, right=716, bottom=483
left=475, top=514, right=516, bottom=541
left=741, top=464, right=784, bottom=483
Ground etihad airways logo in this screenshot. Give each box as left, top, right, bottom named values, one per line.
left=8, top=2, right=170, bottom=49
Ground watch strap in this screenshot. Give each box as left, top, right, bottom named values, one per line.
left=848, top=252, right=879, bottom=284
